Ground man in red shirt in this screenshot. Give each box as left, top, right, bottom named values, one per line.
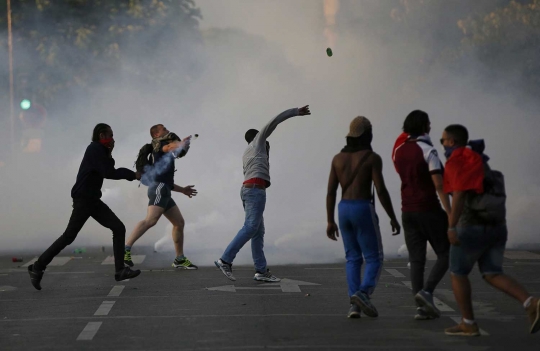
left=393, top=110, right=451, bottom=320
left=442, top=124, right=540, bottom=336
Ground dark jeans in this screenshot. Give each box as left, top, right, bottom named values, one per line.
left=35, top=199, right=126, bottom=272
left=402, top=209, right=450, bottom=298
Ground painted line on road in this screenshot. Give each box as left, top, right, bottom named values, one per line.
left=504, top=251, right=540, bottom=260
left=22, top=256, right=72, bottom=267
left=401, top=281, right=454, bottom=312
left=94, top=301, right=115, bottom=316
left=304, top=268, right=342, bottom=270
left=449, top=316, right=489, bottom=336
left=101, top=255, right=145, bottom=265
left=107, top=285, right=125, bottom=297
left=76, top=321, right=102, bottom=341
left=385, top=269, right=405, bottom=278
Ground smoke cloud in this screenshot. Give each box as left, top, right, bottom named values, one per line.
left=1, top=1, right=539, bottom=267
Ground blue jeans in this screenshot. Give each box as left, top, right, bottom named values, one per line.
left=338, top=199, right=384, bottom=297
left=450, top=224, right=507, bottom=276
left=222, top=187, right=267, bottom=273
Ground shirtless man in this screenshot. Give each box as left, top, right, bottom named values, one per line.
left=326, top=116, right=401, bottom=319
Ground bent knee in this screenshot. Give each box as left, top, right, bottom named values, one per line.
left=146, top=218, right=159, bottom=228
left=173, top=219, right=185, bottom=229
left=112, top=222, right=126, bottom=235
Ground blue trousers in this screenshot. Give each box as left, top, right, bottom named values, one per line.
left=222, top=187, right=267, bottom=273
left=338, top=199, right=384, bottom=297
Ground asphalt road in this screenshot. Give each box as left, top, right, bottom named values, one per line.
left=1, top=247, right=540, bottom=350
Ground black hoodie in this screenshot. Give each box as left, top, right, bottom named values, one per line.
left=71, top=142, right=136, bottom=200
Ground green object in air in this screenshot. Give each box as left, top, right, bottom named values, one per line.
left=326, top=47, right=333, bottom=57
left=20, top=99, right=31, bottom=110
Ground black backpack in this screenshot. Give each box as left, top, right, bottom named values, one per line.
left=466, top=163, right=506, bottom=224
left=134, top=143, right=154, bottom=181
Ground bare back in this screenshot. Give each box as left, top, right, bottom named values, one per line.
left=333, top=150, right=376, bottom=200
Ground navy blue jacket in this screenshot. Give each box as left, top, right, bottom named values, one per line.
left=71, top=141, right=136, bottom=199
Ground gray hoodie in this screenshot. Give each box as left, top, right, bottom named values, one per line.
left=242, top=108, right=299, bottom=187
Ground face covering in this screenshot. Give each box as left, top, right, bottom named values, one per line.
left=99, top=137, right=114, bottom=149
left=341, top=130, right=373, bottom=153
left=443, top=145, right=457, bottom=159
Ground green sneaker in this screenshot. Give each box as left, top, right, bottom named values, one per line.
left=124, top=250, right=134, bottom=267
left=172, top=257, right=198, bottom=270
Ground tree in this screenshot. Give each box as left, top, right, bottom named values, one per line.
left=0, top=0, right=202, bottom=112
left=457, top=0, right=540, bottom=95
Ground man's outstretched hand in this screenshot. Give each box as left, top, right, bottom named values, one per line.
left=298, top=105, right=311, bottom=116
left=181, top=185, right=198, bottom=198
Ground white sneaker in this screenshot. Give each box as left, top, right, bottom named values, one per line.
left=214, top=259, right=236, bottom=281
left=253, top=269, right=280, bottom=282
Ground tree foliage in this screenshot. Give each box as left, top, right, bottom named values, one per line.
left=0, top=0, right=202, bottom=111
left=457, top=0, right=540, bottom=94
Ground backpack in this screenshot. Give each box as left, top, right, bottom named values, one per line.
left=466, top=163, right=506, bottom=224
left=134, top=143, right=154, bottom=186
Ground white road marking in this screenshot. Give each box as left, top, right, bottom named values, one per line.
left=22, top=256, right=72, bottom=267
left=76, top=322, right=102, bottom=341
left=304, top=268, right=342, bottom=270
left=101, top=255, right=145, bottom=265
left=94, top=301, right=115, bottom=316
left=504, top=251, right=540, bottom=260
left=385, top=269, right=405, bottom=278
left=107, top=285, right=125, bottom=297
left=207, top=279, right=320, bottom=293
left=449, top=316, right=489, bottom=336
left=0, top=286, right=17, bottom=292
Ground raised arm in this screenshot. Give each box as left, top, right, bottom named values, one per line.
left=371, top=154, right=401, bottom=235
left=326, top=156, right=340, bottom=241
left=162, top=136, right=192, bottom=156
left=253, top=105, right=310, bottom=148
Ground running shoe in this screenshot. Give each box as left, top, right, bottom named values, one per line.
left=172, top=257, right=198, bottom=270
left=115, top=267, right=141, bottom=281
left=414, top=307, right=438, bottom=320
left=253, top=269, right=281, bottom=282
left=215, top=259, right=236, bottom=281
left=444, top=320, right=480, bottom=336
left=350, top=291, right=378, bottom=318
left=526, top=297, right=540, bottom=334
left=415, top=290, right=441, bottom=318
left=28, top=264, right=44, bottom=291
left=124, top=250, right=134, bottom=267
left=348, top=304, right=361, bottom=319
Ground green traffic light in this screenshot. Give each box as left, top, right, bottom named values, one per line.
left=20, top=99, right=31, bottom=110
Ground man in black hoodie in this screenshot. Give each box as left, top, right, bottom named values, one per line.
left=28, top=123, right=141, bottom=290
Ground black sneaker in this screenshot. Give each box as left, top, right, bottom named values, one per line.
left=124, top=250, right=134, bottom=267
left=28, top=264, right=44, bottom=291
left=348, top=304, right=361, bottom=319
left=350, top=291, right=378, bottom=318
left=115, top=267, right=141, bottom=281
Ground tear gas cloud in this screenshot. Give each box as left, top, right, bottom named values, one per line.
left=1, top=0, right=539, bottom=265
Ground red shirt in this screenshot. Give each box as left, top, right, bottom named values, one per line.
left=444, top=147, right=484, bottom=194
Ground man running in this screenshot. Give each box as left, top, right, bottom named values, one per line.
left=393, top=110, right=451, bottom=320
left=326, top=116, right=401, bottom=318
left=28, top=123, right=141, bottom=290
left=441, top=124, right=540, bottom=336
left=215, top=105, right=311, bottom=282
left=124, top=124, right=198, bottom=269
